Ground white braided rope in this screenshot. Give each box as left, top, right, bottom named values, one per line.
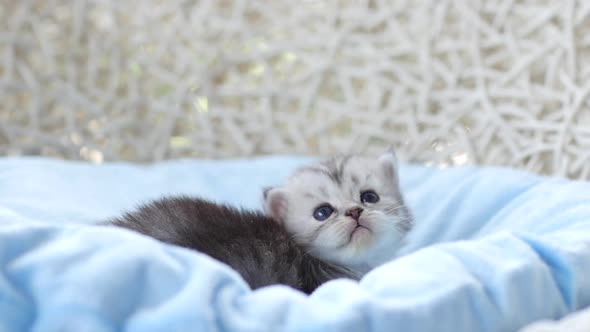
left=1, top=1, right=590, bottom=179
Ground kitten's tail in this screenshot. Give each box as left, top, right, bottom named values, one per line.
left=299, top=255, right=361, bottom=294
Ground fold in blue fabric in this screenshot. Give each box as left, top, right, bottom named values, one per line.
left=0, top=157, right=588, bottom=332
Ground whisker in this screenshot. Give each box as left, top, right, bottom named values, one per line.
left=374, top=216, right=414, bottom=234
left=384, top=205, right=407, bottom=214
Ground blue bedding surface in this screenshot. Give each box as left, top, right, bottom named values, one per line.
left=0, top=156, right=589, bottom=332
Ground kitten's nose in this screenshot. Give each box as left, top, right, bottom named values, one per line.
left=345, top=207, right=364, bottom=221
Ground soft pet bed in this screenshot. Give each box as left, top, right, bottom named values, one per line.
left=0, top=157, right=589, bottom=332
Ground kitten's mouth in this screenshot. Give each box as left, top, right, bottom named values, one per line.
left=348, top=224, right=371, bottom=242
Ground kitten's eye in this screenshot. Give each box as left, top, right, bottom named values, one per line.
left=360, top=190, right=380, bottom=204
left=313, top=205, right=334, bottom=221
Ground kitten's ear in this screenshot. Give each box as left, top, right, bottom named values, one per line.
left=378, top=148, right=399, bottom=184
left=262, top=187, right=273, bottom=200
left=263, top=187, right=287, bottom=223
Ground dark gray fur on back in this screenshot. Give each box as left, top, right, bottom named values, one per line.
left=106, top=196, right=357, bottom=293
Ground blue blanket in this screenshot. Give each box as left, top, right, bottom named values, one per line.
left=0, top=157, right=589, bottom=332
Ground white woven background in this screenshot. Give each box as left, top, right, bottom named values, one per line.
left=1, top=0, right=590, bottom=179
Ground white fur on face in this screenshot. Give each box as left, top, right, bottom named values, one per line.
left=264, top=153, right=413, bottom=271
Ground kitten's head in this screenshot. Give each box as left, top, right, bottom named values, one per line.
left=264, top=151, right=412, bottom=267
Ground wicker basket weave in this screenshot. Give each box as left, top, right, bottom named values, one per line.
left=1, top=1, right=590, bottom=179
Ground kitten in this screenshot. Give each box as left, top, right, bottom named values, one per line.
left=264, top=151, right=412, bottom=273
left=106, top=196, right=357, bottom=294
